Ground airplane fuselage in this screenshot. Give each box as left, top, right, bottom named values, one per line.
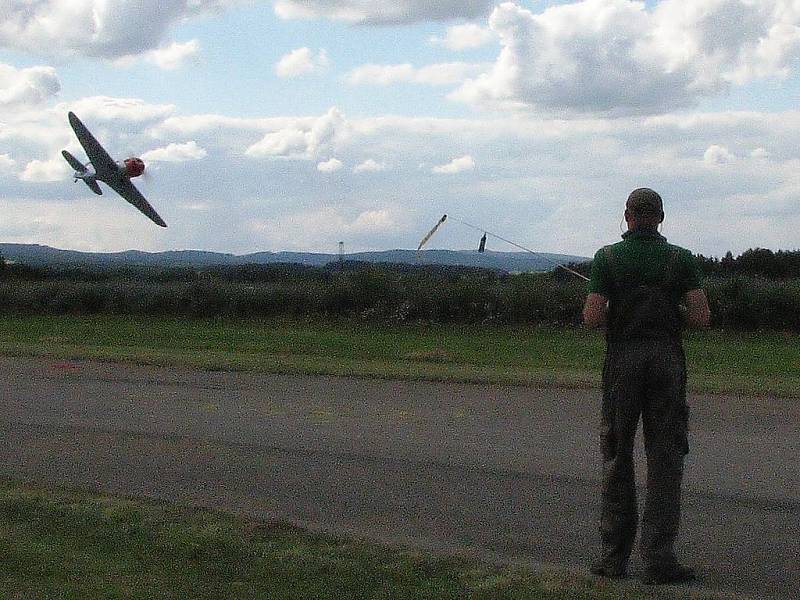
left=73, top=160, right=141, bottom=185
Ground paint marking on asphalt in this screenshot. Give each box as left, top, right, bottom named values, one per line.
left=50, top=362, right=81, bottom=370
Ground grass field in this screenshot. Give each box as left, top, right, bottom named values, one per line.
left=0, top=314, right=797, bottom=397
left=0, top=480, right=730, bottom=600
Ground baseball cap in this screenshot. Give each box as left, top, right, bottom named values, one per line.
left=626, top=188, right=663, bottom=215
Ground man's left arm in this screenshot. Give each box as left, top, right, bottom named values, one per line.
left=583, top=292, right=608, bottom=329
left=678, top=250, right=710, bottom=329
left=683, top=289, right=710, bottom=329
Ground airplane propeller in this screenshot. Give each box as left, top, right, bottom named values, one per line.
left=135, top=159, right=153, bottom=183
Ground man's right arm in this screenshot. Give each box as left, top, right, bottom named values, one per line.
left=683, top=288, right=711, bottom=329
left=584, top=247, right=610, bottom=329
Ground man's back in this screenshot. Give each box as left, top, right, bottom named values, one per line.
left=583, top=229, right=708, bottom=332
left=590, top=231, right=699, bottom=302
left=590, top=230, right=700, bottom=343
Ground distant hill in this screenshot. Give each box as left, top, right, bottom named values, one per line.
left=0, top=243, right=589, bottom=273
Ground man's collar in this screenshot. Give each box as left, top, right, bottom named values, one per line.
left=621, top=228, right=667, bottom=241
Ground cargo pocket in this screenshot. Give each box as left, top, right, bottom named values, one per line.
left=601, top=420, right=616, bottom=460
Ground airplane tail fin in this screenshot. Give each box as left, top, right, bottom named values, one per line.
left=63, top=150, right=101, bottom=195
left=61, top=150, right=86, bottom=174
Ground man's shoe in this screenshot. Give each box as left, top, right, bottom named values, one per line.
left=589, top=561, right=627, bottom=578
left=641, top=564, right=695, bottom=585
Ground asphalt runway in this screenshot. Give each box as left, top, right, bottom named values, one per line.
left=0, top=356, right=797, bottom=599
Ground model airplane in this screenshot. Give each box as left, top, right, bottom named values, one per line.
left=62, top=111, right=167, bottom=227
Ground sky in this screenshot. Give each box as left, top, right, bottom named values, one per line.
left=1, top=0, right=800, bottom=258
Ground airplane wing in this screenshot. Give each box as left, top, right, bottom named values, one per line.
left=68, top=112, right=118, bottom=177
left=105, top=178, right=168, bottom=227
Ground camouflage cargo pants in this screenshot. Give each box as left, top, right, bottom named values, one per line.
left=597, top=339, right=689, bottom=573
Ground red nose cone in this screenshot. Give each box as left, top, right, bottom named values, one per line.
left=124, top=157, right=145, bottom=178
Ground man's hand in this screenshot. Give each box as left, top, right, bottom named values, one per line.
left=583, top=292, right=608, bottom=329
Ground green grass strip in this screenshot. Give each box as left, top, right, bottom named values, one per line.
left=0, top=315, right=798, bottom=397
left=0, top=479, right=726, bottom=599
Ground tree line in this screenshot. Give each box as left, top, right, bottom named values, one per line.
left=695, top=248, right=800, bottom=279
left=0, top=253, right=798, bottom=331
left=557, top=248, right=800, bottom=281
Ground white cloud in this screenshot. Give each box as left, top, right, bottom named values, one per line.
left=0, top=0, right=205, bottom=60
left=141, top=141, right=207, bottom=162
left=246, top=128, right=308, bottom=157
left=275, top=47, right=329, bottom=78
left=317, top=157, right=343, bottom=172
left=430, top=23, right=495, bottom=50
left=19, top=158, right=70, bottom=182
left=651, top=0, right=800, bottom=87
left=274, top=0, right=495, bottom=24
left=179, top=202, right=211, bottom=212
left=353, top=159, right=386, bottom=173
left=751, top=147, right=770, bottom=159
left=187, top=1, right=246, bottom=10
left=149, top=40, right=201, bottom=69
left=432, top=154, right=475, bottom=174
left=453, top=0, right=800, bottom=116
left=246, top=107, right=346, bottom=159
left=0, top=153, right=17, bottom=174
left=345, top=62, right=485, bottom=86
left=345, top=64, right=414, bottom=85
left=704, top=145, right=737, bottom=165
left=0, top=63, right=60, bottom=108
left=1, top=119, right=86, bottom=174
left=0, top=197, right=168, bottom=252
left=66, top=96, right=176, bottom=123
left=351, top=209, right=395, bottom=231
left=151, top=114, right=290, bottom=137
left=116, top=40, right=201, bottom=70
left=725, top=183, right=800, bottom=218
left=248, top=206, right=407, bottom=252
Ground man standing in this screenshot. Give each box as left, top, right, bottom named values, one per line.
left=583, top=188, right=710, bottom=585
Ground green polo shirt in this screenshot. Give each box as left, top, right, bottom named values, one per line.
left=588, top=229, right=701, bottom=299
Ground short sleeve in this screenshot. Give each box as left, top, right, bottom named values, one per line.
left=588, top=247, right=611, bottom=296
left=679, top=249, right=702, bottom=292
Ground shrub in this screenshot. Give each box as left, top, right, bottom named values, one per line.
left=705, top=276, right=800, bottom=331
left=0, top=263, right=798, bottom=331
